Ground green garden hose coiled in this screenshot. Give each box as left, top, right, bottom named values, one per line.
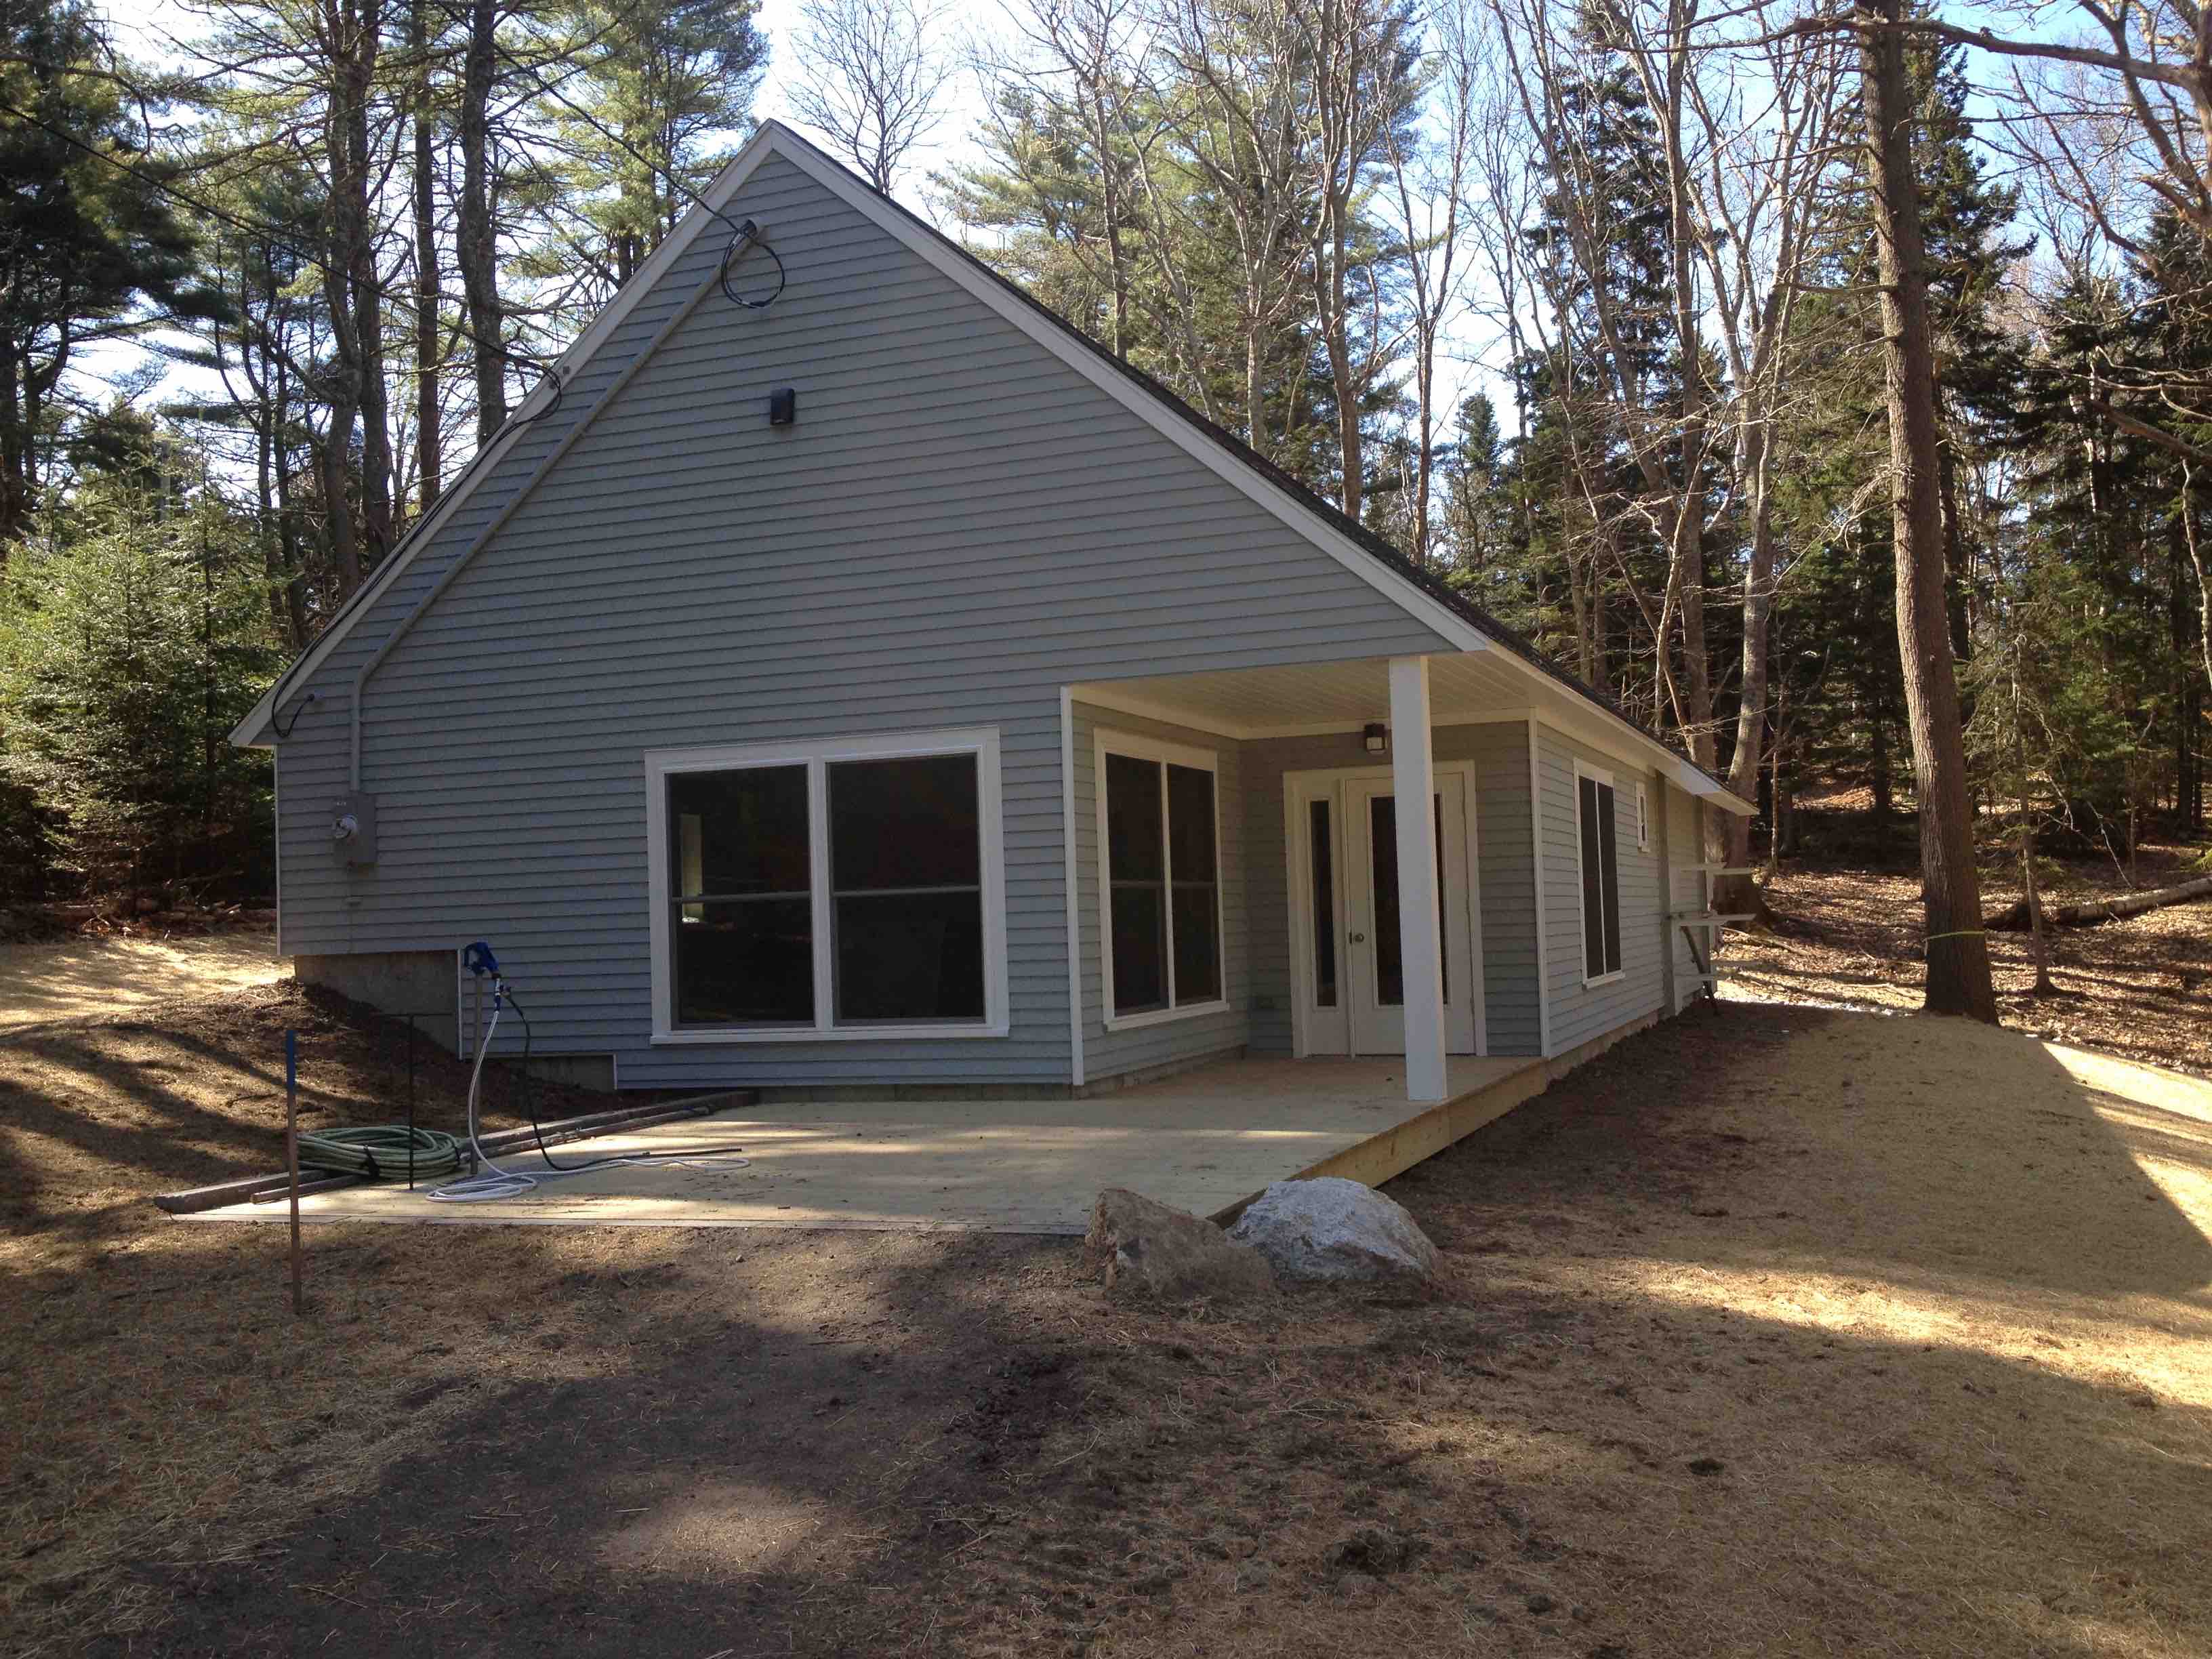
left=295, top=1124, right=467, bottom=1182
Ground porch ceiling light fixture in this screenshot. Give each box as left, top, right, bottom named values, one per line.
left=1363, top=722, right=1389, bottom=754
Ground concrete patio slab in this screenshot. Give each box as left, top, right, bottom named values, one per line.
left=178, top=1054, right=1532, bottom=1233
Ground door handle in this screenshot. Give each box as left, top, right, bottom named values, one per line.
left=1349, top=931, right=1366, bottom=943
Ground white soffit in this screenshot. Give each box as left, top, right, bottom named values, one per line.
left=1072, top=651, right=1756, bottom=814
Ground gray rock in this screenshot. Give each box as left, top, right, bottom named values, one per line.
left=1227, top=1176, right=1439, bottom=1284
left=1083, top=1187, right=1277, bottom=1302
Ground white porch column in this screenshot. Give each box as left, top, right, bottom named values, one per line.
left=1389, top=655, right=1448, bottom=1104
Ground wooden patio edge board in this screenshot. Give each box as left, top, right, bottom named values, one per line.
left=1208, top=1010, right=1661, bottom=1226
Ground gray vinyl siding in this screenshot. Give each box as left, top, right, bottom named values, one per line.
left=1538, top=724, right=1667, bottom=1053
left=1073, top=703, right=1249, bottom=1082
left=270, top=148, right=1454, bottom=1088
left=1238, top=720, right=1541, bottom=1059
left=1468, top=726, right=1542, bottom=1054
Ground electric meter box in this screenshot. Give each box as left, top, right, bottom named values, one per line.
left=331, top=792, right=378, bottom=867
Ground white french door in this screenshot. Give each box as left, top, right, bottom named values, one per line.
left=1288, top=766, right=1479, bottom=1057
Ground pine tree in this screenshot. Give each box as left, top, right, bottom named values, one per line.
left=521, top=0, right=767, bottom=316
left=0, top=441, right=280, bottom=897
left=0, top=0, right=218, bottom=543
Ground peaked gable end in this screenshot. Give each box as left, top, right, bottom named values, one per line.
left=234, top=129, right=1473, bottom=752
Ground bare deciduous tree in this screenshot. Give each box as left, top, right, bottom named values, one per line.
left=1685, top=0, right=1849, bottom=914
left=1380, top=0, right=1483, bottom=565
left=792, top=0, right=955, bottom=193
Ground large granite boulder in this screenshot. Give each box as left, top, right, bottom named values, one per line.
left=1084, top=1188, right=1277, bottom=1302
left=1227, top=1176, right=1439, bottom=1284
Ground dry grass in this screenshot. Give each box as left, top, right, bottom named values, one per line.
left=903, top=1007, right=2212, bottom=1659
left=5, top=970, right=2212, bottom=1656
left=0, top=923, right=282, bottom=1034
left=0, top=981, right=683, bottom=1653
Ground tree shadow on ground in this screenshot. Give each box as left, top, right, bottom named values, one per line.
left=56, top=1003, right=2212, bottom=1659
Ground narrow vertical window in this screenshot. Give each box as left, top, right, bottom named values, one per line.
left=1308, top=798, right=1336, bottom=1008
left=669, top=764, right=813, bottom=1025
left=1579, top=772, right=1623, bottom=981
left=1368, top=792, right=1449, bottom=1008
left=829, top=755, right=984, bottom=1022
left=1371, top=794, right=1403, bottom=1006
left=1167, top=764, right=1221, bottom=1004
left=1101, top=741, right=1225, bottom=1020
left=1105, top=752, right=1168, bottom=1015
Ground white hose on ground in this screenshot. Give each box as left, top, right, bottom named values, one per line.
left=426, top=992, right=748, bottom=1204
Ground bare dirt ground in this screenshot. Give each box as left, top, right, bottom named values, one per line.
left=6, top=983, right=2209, bottom=1658
left=1720, top=853, right=2212, bottom=1076
left=0, top=921, right=282, bottom=1036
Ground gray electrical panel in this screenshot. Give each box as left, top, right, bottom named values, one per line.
left=331, top=792, right=378, bottom=866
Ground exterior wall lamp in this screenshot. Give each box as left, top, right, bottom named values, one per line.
left=1363, top=722, right=1389, bottom=754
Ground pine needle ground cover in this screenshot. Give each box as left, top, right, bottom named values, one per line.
left=1723, top=857, right=2212, bottom=1076
left=3, top=989, right=2209, bottom=1657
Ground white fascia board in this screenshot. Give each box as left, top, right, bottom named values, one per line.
left=230, top=126, right=787, bottom=750
left=1505, top=673, right=1757, bottom=818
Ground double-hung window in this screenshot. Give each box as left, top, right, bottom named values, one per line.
left=1576, top=762, right=1624, bottom=983
left=647, top=729, right=1006, bottom=1040
left=1097, top=732, right=1225, bottom=1026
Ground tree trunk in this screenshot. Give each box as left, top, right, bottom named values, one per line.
left=1717, top=421, right=1777, bottom=918
left=1767, top=730, right=1791, bottom=876
left=1411, top=329, right=1436, bottom=566
left=270, top=310, right=309, bottom=646
left=412, top=0, right=442, bottom=515
left=335, top=0, right=393, bottom=566
left=1938, top=427, right=1970, bottom=663
left=0, top=340, right=29, bottom=546
left=2182, top=469, right=2212, bottom=825
left=2012, top=676, right=2052, bottom=994
left=1860, top=0, right=1996, bottom=1022
left=457, top=0, right=507, bottom=443
left=1985, top=874, right=2212, bottom=931
left=1086, top=81, right=1130, bottom=360
left=1869, top=705, right=1892, bottom=819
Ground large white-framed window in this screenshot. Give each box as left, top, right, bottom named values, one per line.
left=1574, top=759, right=1624, bottom=986
left=644, top=727, right=1008, bottom=1043
left=1094, top=729, right=1227, bottom=1032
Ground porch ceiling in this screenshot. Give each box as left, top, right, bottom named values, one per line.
left=1072, top=651, right=1536, bottom=740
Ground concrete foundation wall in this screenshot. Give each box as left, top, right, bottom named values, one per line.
left=295, top=950, right=459, bottom=1052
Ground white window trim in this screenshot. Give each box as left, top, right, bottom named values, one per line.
left=1635, top=781, right=1651, bottom=851
left=644, top=726, right=1009, bottom=1044
left=1094, top=728, right=1230, bottom=1033
left=1573, top=759, right=1625, bottom=989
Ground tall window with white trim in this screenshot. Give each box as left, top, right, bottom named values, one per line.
left=827, top=755, right=984, bottom=1022
left=670, top=764, right=815, bottom=1024
left=1578, top=769, right=1623, bottom=981
left=1100, top=736, right=1223, bottom=1021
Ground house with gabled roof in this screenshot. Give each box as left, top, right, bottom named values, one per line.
left=231, top=121, right=1754, bottom=1111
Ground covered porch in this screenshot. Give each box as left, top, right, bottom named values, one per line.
left=1070, top=650, right=1543, bottom=1107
